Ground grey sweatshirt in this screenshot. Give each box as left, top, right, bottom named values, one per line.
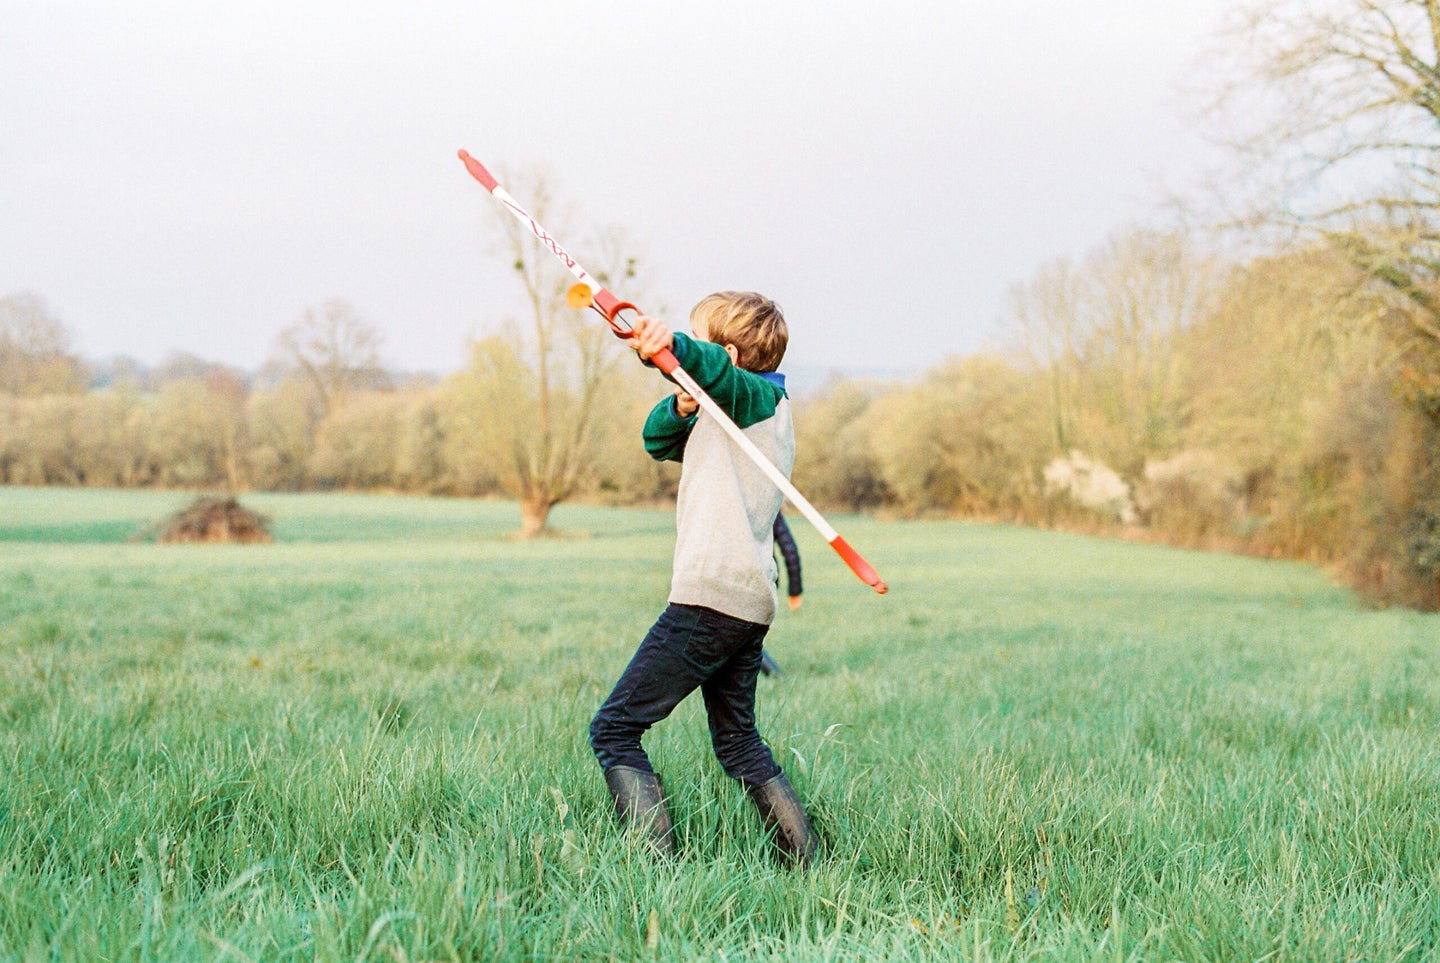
left=642, top=333, right=793, bottom=625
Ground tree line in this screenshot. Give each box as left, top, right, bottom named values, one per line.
left=0, top=292, right=659, bottom=503
left=4, top=222, right=1437, bottom=610
left=792, top=233, right=1439, bottom=610
left=4, top=0, right=1439, bottom=609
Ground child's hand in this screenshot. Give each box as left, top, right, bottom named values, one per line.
left=788, top=595, right=803, bottom=611
left=673, top=387, right=698, bottom=418
left=628, top=316, right=674, bottom=363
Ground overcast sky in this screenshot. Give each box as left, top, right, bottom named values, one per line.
left=1, top=0, right=1240, bottom=377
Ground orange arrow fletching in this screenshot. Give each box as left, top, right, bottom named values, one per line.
left=566, top=283, right=595, bottom=310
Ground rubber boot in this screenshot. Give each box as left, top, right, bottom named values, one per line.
left=747, top=772, right=819, bottom=868
left=603, top=766, right=675, bottom=855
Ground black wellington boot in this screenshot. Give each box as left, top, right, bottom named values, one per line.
left=603, top=766, right=675, bottom=855
left=747, top=772, right=819, bottom=868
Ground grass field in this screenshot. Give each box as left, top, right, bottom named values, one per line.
left=1, top=487, right=1438, bottom=961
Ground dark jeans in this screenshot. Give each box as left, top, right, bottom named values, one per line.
left=590, top=603, right=782, bottom=787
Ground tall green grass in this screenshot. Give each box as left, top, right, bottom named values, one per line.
left=1, top=487, right=1437, bottom=960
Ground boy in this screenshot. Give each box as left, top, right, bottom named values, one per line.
left=588, top=291, right=819, bottom=867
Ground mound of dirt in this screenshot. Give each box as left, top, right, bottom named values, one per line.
left=156, top=496, right=273, bottom=544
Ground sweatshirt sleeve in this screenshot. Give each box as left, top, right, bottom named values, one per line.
left=642, top=394, right=697, bottom=462
left=773, top=514, right=803, bottom=597
left=667, top=332, right=784, bottom=429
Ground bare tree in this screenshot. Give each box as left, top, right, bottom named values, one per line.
left=1008, top=257, right=1085, bottom=454
left=459, top=168, right=645, bottom=537
left=271, top=299, right=388, bottom=415
left=1212, top=0, right=1440, bottom=394
left=0, top=292, right=85, bottom=396
left=1006, top=230, right=1221, bottom=473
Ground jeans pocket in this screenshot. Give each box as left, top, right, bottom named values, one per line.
left=678, top=605, right=764, bottom=670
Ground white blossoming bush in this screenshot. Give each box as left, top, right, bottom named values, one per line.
left=1042, top=451, right=1137, bottom=524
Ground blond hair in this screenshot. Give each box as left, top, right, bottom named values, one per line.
left=690, top=291, right=788, bottom=373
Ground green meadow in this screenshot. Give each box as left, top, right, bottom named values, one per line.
left=1, top=487, right=1437, bottom=961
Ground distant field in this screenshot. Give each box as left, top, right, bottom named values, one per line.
left=1, top=487, right=1437, bottom=961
